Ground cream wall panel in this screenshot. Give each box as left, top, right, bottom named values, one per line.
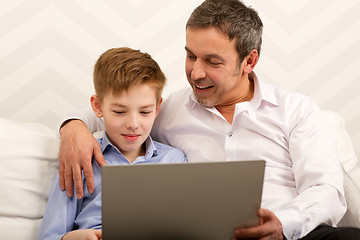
left=0, top=0, right=359, bottom=156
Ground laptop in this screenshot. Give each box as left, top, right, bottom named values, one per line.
left=102, top=160, right=265, bottom=240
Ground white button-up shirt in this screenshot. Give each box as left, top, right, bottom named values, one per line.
left=151, top=74, right=346, bottom=239
left=64, top=74, right=346, bottom=239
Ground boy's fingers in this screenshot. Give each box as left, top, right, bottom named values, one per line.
left=94, top=229, right=102, bottom=238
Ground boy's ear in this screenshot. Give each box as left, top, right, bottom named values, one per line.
left=90, top=95, right=103, bottom=118
left=242, top=49, right=258, bottom=74
left=155, top=97, right=163, bottom=117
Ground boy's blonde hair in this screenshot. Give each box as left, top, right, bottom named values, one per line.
left=93, top=47, right=166, bottom=103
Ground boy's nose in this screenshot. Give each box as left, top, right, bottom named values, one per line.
left=125, top=114, right=139, bottom=130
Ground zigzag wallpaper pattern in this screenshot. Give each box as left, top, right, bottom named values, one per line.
left=1, top=0, right=359, bottom=156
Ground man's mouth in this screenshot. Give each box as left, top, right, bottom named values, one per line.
left=195, top=84, right=214, bottom=90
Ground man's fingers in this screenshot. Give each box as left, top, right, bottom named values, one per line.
left=258, top=208, right=272, bottom=224
left=64, top=165, right=74, bottom=198
left=84, top=141, right=105, bottom=194
left=72, top=164, right=84, bottom=199
left=94, top=144, right=106, bottom=167
left=234, top=208, right=283, bottom=239
left=234, top=224, right=267, bottom=238
left=83, top=159, right=95, bottom=194
left=59, top=161, right=65, bottom=191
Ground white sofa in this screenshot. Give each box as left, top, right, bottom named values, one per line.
left=0, top=110, right=359, bottom=240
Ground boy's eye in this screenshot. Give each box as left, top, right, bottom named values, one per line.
left=140, top=111, right=151, bottom=115
left=113, top=111, right=124, bottom=114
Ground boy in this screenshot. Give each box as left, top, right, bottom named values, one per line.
left=38, top=47, right=187, bottom=240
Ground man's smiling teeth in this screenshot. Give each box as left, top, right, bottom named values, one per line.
left=195, top=85, right=212, bottom=89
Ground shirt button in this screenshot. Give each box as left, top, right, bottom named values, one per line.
left=291, top=234, right=296, bottom=239
left=228, top=132, right=233, bottom=137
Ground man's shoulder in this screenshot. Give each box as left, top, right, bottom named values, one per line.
left=164, top=87, right=192, bottom=104
left=262, top=81, right=316, bottom=109
left=157, top=87, right=192, bottom=119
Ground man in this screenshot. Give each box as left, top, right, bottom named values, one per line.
left=58, top=0, right=360, bottom=239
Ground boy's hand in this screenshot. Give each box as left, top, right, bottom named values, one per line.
left=62, top=229, right=102, bottom=240
left=59, top=120, right=106, bottom=199
left=232, top=208, right=283, bottom=240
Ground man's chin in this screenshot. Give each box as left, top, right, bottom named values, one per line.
left=194, top=95, right=215, bottom=108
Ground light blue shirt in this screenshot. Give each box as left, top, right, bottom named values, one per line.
left=38, top=133, right=187, bottom=240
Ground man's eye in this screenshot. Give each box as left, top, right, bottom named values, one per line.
left=186, top=55, right=196, bottom=60
left=208, top=60, right=221, bottom=66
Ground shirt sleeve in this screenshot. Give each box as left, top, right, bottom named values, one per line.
left=37, top=174, right=79, bottom=240
left=275, top=98, right=347, bottom=239
left=59, top=108, right=105, bottom=134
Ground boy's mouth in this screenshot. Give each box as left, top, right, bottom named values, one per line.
left=122, top=134, right=140, bottom=141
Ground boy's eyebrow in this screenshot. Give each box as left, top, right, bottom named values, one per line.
left=111, top=103, right=126, bottom=107
left=139, top=104, right=155, bottom=109
left=111, top=103, right=155, bottom=108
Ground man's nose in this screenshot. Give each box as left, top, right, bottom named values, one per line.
left=191, top=60, right=206, bottom=80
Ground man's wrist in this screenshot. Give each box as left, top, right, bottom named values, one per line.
left=59, top=119, right=84, bottom=136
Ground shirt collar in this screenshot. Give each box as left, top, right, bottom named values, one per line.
left=248, top=72, right=279, bottom=112
left=252, top=72, right=279, bottom=106
left=99, top=132, right=158, bottom=160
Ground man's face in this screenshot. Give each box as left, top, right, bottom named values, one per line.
left=185, top=27, right=245, bottom=108
left=93, top=84, right=159, bottom=160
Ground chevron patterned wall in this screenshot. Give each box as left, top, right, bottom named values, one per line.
left=1, top=0, right=359, bottom=156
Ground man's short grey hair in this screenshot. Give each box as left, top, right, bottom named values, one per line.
left=186, top=0, right=263, bottom=64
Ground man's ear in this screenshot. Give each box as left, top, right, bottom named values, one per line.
left=155, top=97, right=163, bottom=117
left=90, top=95, right=103, bottom=118
left=243, top=49, right=259, bottom=74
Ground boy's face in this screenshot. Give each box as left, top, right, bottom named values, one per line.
left=91, top=84, right=160, bottom=161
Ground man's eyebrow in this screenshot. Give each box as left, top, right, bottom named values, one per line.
left=206, top=54, right=224, bottom=62
left=185, top=46, right=224, bottom=62
left=185, top=46, right=192, bottom=53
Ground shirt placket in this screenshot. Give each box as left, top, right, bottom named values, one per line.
left=225, top=125, right=237, bottom=161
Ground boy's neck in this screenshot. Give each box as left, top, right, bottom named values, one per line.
left=122, top=143, right=146, bottom=163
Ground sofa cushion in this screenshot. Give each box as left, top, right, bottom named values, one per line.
left=322, top=110, right=358, bottom=173
left=0, top=118, right=59, bottom=240
left=322, top=110, right=360, bottom=227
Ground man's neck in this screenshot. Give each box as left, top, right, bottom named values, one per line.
left=216, top=76, right=254, bottom=124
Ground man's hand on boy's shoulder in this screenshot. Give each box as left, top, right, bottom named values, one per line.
left=59, top=119, right=106, bottom=199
